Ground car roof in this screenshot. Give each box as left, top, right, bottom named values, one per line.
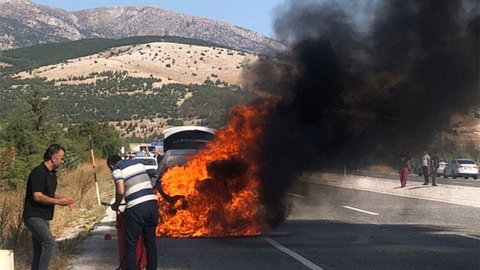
left=163, top=126, right=215, bottom=139
left=162, top=126, right=216, bottom=152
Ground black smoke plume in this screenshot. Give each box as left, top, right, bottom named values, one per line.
left=249, top=0, right=479, bottom=227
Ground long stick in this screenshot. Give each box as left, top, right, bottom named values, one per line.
left=89, top=135, right=101, bottom=206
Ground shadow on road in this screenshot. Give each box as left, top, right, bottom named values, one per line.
left=408, top=186, right=431, bottom=190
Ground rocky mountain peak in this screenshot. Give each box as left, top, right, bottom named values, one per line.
left=0, top=0, right=32, bottom=5
left=0, top=2, right=285, bottom=54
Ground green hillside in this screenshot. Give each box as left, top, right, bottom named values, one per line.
left=0, top=36, right=254, bottom=129
left=0, top=36, right=228, bottom=73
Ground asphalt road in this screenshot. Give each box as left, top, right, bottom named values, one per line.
left=153, top=183, right=480, bottom=270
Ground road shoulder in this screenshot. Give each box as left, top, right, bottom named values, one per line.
left=301, top=172, right=480, bottom=208
left=69, top=204, right=120, bottom=269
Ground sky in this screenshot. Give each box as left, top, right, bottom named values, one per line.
left=32, top=0, right=287, bottom=38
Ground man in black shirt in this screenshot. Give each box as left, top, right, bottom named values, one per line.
left=23, top=144, right=73, bottom=270
left=431, top=154, right=440, bottom=186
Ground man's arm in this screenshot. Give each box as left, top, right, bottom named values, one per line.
left=33, top=192, right=71, bottom=206
left=155, top=181, right=185, bottom=206
left=111, top=180, right=125, bottom=211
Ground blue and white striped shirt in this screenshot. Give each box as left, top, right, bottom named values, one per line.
left=112, top=160, right=157, bottom=208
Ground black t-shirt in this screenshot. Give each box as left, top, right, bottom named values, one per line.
left=432, top=156, right=440, bottom=169
left=23, top=163, right=58, bottom=220
left=397, top=157, right=409, bottom=168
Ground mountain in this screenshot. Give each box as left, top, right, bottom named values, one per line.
left=0, top=0, right=284, bottom=54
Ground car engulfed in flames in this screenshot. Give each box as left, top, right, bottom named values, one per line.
left=154, top=102, right=271, bottom=238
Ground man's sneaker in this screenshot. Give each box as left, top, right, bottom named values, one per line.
left=432, top=184, right=438, bottom=186
left=422, top=183, right=428, bottom=185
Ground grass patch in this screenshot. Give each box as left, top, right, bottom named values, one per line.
left=364, top=164, right=397, bottom=174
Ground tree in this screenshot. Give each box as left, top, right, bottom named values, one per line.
left=1, top=84, right=62, bottom=156
left=65, top=121, right=127, bottom=159
left=0, top=85, right=63, bottom=188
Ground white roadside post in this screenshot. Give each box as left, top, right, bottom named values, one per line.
left=89, top=135, right=102, bottom=206
left=0, top=250, right=14, bottom=270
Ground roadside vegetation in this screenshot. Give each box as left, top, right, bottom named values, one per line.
left=0, top=73, right=257, bottom=129
left=0, top=88, right=123, bottom=268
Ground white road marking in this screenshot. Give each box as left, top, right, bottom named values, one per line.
left=287, top=192, right=306, bottom=198
left=263, top=237, right=325, bottom=270
left=457, top=233, right=480, bottom=241
left=342, top=206, right=379, bottom=215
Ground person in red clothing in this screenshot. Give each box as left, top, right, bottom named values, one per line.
left=398, top=156, right=410, bottom=187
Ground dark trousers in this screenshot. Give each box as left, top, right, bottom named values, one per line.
left=399, top=167, right=408, bottom=187
left=422, top=166, right=429, bottom=184
left=24, top=217, right=56, bottom=270
left=125, top=200, right=159, bottom=270
left=431, top=167, right=437, bottom=185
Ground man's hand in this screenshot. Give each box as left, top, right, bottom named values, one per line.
left=57, top=197, right=73, bottom=206
left=111, top=202, right=120, bottom=212
left=165, top=195, right=184, bottom=204
left=166, top=195, right=188, bottom=209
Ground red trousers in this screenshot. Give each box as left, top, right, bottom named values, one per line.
left=399, top=167, right=408, bottom=187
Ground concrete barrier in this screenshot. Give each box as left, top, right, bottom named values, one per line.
left=0, top=250, right=14, bottom=270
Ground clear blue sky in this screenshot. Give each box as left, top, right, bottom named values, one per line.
left=32, top=0, right=287, bottom=37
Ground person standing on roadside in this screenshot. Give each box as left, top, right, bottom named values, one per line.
left=107, top=155, right=159, bottom=270
left=23, top=144, right=73, bottom=270
left=422, top=150, right=431, bottom=185
left=398, top=156, right=410, bottom=187
left=431, top=154, right=439, bottom=186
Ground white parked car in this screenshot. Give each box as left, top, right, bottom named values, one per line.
left=443, top=159, right=479, bottom=180
left=132, top=156, right=158, bottom=172
left=437, top=160, right=448, bottom=176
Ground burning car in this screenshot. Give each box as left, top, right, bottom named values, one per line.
left=151, top=104, right=270, bottom=237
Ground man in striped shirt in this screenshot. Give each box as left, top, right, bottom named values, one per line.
left=107, top=155, right=158, bottom=270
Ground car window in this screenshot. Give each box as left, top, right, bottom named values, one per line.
left=458, top=160, right=475, bottom=164
left=137, top=159, right=156, bottom=166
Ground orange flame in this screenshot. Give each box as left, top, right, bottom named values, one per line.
left=155, top=101, right=273, bottom=237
